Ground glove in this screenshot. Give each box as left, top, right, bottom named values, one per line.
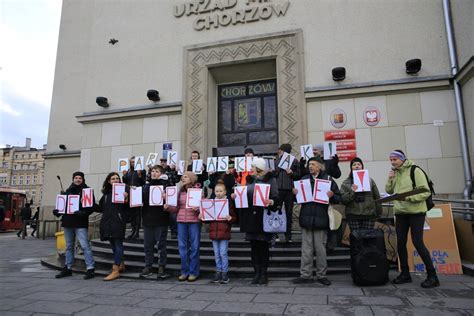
left=52, top=209, right=61, bottom=218
left=333, top=154, right=339, bottom=164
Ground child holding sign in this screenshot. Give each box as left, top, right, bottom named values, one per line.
left=340, top=157, right=382, bottom=231
left=199, top=181, right=236, bottom=284
left=52, top=171, right=96, bottom=280
left=96, top=172, right=129, bottom=281
left=140, top=165, right=171, bottom=280
left=164, top=171, right=202, bottom=282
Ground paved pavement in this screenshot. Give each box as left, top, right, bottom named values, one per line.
left=1, top=231, right=473, bottom=315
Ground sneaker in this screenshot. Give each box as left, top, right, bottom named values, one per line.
left=421, top=275, right=440, bottom=288
left=220, top=272, right=230, bottom=284
left=55, top=267, right=72, bottom=279
left=140, top=267, right=153, bottom=278
left=187, top=275, right=198, bottom=282
left=178, top=274, right=188, bottom=282
left=84, top=269, right=95, bottom=280
left=392, top=273, right=412, bottom=284
left=292, top=277, right=314, bottom=284
left=157, top=266, right=170, bottom=280
left=316, top=277, right=331, bottom=286
left=212, top=271, right=222, bottom=283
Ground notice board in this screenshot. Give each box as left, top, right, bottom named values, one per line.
left=407, top=204, right=462, bottom=274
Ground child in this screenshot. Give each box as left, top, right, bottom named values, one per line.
left=140, top=165, right=171, bottom=280
left=97, top=172, right=128, bottom=281
left=200, top=181, right=236, bottom=284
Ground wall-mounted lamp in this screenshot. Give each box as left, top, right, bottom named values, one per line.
left=59, top=144, right=67, bottom=150
left=405, top=58, right=422, bottom=74
left=147, top=90, right=160, bottom=102
left=332, top=67, right=346, bottom=81
left=96, top=96, right=109, bottom=108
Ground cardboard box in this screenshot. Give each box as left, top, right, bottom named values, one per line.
left=454, top=218, right=474, bottom=262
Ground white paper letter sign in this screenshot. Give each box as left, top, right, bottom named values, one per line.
left=146, top=153, right=158, bottom=166
left=177, top=160, right=186, bottom=175
left=324, top=142, right=337, bottom=160
left=353, top=170, right=371, bottom=192
left=167, top=151, right=178, bottom=166
left=134, top=156, right=145, bottom=171
left=234, top=186, right=248, bottom=208
left=253, top=183, right=270, bottom=207
left=166, top=186, right=178, bottom=207
left=55, top=195, right=67, bottom=214
left=149, top=185, right=164, bottom=206
left=186, top=188, right=202, bottom=208
left=112, top=183, right=126, bottom=204
left=192, top=160, right=203, bottom=175
left=130, top=186, right=143, bottom=208
left=67, top=195, right=80, bottom=214
left=118, top=158, right=129, bottom=172
left=278, top=152, right=295, bottom=170
left=245, top=157, right=253, bottom=172
left=218, top=156, right=229, bottom=172
left=214, top=199, right=229, bottom=220
left=207, top=157, right=217, bottom=173
left=200, top=199, right=215, bottom=221
left=294, top=179, right=313, bottom=203
left=235, top=157, right=245, bottom=172
left=313, top=179, right=331, bottom=204
left=264, top=157, right=275, bottom=171
left=82, top=188, right=94, bottom=208
left=300, top=144, right=314, bottom=161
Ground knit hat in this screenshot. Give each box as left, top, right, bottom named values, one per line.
left=350, top=157, right=364, bottom=169
left=389, top=150, right=406, bottom=161
left=72, top=171, right=85, bottom=180
left=313, top=144, right=324, bottom=152
left=244, top=147, right=254, bottom=155
left=279, top=143, right=292, bottom=154
left=308, top=156, right=324, bottom=165
left=252, top=157, right=267, bottom=171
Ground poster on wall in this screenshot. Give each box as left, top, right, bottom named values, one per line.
left=324, top=130, right=357, bottom=162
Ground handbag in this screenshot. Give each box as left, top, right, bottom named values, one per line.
left=263, top=207, right=287, bottom=233
left=328, top=205, right=342, bottom=231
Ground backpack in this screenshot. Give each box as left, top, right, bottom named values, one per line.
left=410, top=165, right=435, bottom=210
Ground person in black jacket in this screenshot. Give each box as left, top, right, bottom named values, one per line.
left=30, top=207, right=40, bottom=237
left=52, top=171, right=96, bottom=279
left=17, top=203, right=32, bottom=237
left=97, top=172, right=128, bottom=281
left=122, top=156, right=146, bottom=240
left=139, top=165, right=171, bottom=280
left=299, top=145, right=341, bottom=179
left=292, top=157, right=341, bottom=286
left=234, top=157, right=279, bottom=285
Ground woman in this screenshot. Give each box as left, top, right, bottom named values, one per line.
left=97, top=172, right=128, bottom=281
left=385, top=149, right=439, bottom=288
left=52, top=171, right=96, bottom=279
left=235, top=157, right=279, bottom=285
left=340, top=157, right=382, bottom=231
left=165, top=171, right=201, bottom=282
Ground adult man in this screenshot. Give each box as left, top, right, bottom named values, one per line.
left=299, top=145, right=341, bottom=179
left=186, top=151, right=208, bottom=190
left=17, top=203, right=32, bottom=238
left=274, top=143, right=300, bottom=242
left=293, top=157, right=341, bottom=286
left=122, top=156, right=146, bottom=240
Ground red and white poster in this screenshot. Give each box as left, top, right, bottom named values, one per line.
left=324, top=129, right=356, bottom=162
left=353, top=170, right=371, bottom=192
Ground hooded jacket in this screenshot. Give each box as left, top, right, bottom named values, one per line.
left=141, top=176, right=170, bottom=227
left=340, top=176, right=382, bottom=218
left=385, top=159, right=431, bottom=215
left=97, top=190, right=127, bottom=241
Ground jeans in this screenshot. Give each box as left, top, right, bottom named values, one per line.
left=64, top=227, right=95, bottom=270
left=177, top=222, right=201, bottom=276
left=143, top=226, right=168, bottom=267
left=109, top=238, right=124, bottom=265
left=212, top=240, right=229, bottom=273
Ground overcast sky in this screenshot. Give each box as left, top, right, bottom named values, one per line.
left=0, top=0, right=62, bottom=149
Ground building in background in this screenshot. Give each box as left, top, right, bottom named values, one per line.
left=0, top=138, right=46, bottom=207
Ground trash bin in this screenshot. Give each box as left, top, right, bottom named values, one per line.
left=55, top=231, right=65, bottom=253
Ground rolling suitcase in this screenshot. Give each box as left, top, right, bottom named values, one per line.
left=350, top=228, right=389, bottom=286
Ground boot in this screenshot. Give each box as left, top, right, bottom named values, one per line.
left=392, top=271, right=412, bottom=284
left=259, top=266, right=268, bottom=285
left=84, top=268, right=95, bottom=280
left=119, top=261, right=126, bottom=272
left=104, top=265, right=120, bottom=281
left=251, top=266, right=261, bottom=285
left=157, top=265, right=170, bottom=280
left=55, top=266, right=72, bottom=279
left=421, top=271, right=440, bottom=288
left=212, top=271, right=222, bottom=283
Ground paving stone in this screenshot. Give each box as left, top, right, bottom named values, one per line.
left=204, top=301, right=287, bottom=314
left=0, top=282, right=36, bottom=290
left=118, top=281, right=175, bottom=291
left=2, top=286, right=41, bottom=299
left=329, top=295, right=405, bottom=306
left=12, top=301, right=93, bottom=314
left=1, top=311, right=42, bottom=316
left=72, top=285, right=135, bottom=296
left=21, top=291, right=88, bottom=302
left=253, top=293, right=327, bottom=305
left=394, top=281, right=469, bottom=290
left=75, top=305, right=159, bottom=315
left=170, top=284, right=232, bottom=293
left=186, top=292, right=256, bottom=302
left=73, top=294, right=147, bottom=306
left=138, top=298, right=211, bottom=311
left=409, top=297, right=474, bottom=310
left=230, top=286, right=294, bottom=294
left=363, top=288, right=445, bottom=298
left=0, top=298, right=37, bottom=311
left=155, top=310, right=241, bottom=316
left=438, top=289, right=474, bottom=299
left=371, top=306, right=472, bottom=316
left=463, top=283, right=474, bottom=289
left=293, top=287, right=364, bottom=296
left=125, top=289, right=192, bottom=299
left=28, top=283, right=87, bottom=292
left=285, top=304, right=372, bottom=315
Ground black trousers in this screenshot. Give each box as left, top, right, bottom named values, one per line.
left=395, top=214, right=436, bottom=275
left=278, top=190, right=294, bottom=239
left=250, top=240, right=270, bottom=268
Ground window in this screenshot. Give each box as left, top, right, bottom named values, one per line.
left=2, top=162, right=8, bottom=168
left=0, top=176, right=6, bottom=184
left=33, top=175, right=38, bottom=184
left=19, top=175, right=24, bottom=184
left=14, top=164, right=18, bottom=170
left=31, top=190, right=36, bottom=202
left=15, top=154, right=18, bottom=159
left=26, top=175, right=31, bottom=185
left=23, top=164, right=28, bottom=170
left=12, top=175, right=17, bottom=185
left=29, top=154, right=32, bottom=158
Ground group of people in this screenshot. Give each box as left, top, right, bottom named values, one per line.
left=51, top=144, right=440, bottom=288
left=16, top=203, right=40, bottom=238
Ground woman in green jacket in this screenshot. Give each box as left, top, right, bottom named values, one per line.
left=340, top=157, right=382, bottom=231
left=385, top=150, right=439, bottom=288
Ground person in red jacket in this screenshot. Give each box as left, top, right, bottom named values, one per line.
left=199, top=181, right=236, bottom=284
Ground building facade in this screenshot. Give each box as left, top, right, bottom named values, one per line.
left=0, top=138, right=46, bottom=207
left=42, top=0, right=474, bottom=223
